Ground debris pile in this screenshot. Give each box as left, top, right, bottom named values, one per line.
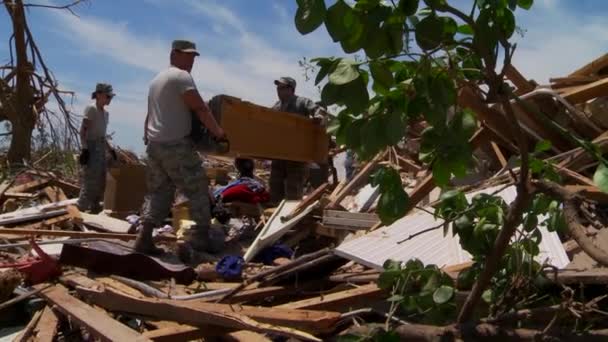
left=4, top=55, right=608, bottom=341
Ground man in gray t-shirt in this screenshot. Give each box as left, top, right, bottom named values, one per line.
left=136, top=40, right=225, bottom=258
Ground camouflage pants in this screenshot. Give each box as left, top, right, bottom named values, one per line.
left=270, top=160, right=307, bottom=204
left=77, top=139, right=106, bottom=212
left=141, top=138, right=210, bottom=238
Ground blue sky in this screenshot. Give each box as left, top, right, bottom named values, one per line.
left=1, top=0, right=608, bottom=153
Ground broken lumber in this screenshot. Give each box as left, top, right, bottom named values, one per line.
left=275, top=283, right=384, bottom=311
left=327, top=152, right=385, bottom=209
left=31, top=306, right=59, bottom=342
left=565, top=185, right=608, bottom=204
left=13, top=306, right=43, bottom=342
left=36, top=284, right=151, bottom=342
left=7, top=178, right=49, bottom=194
left=76, top=286, right=333, bottom=339
left=0, top=228, right=141, bottom=241
left=563, top=77, right=608, bottom=104
left=569, top=53, right=608, bottom=77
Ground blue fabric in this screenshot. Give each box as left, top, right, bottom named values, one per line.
left=255, top=244, right=293, bottom=265
left=216, top=255, right=244, bottom=280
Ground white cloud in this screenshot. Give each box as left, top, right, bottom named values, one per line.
left=512, top=4, right=608, bottom=84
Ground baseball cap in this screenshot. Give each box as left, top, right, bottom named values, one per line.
left=172, top=39, right=200, bottom=56
left=91, top=83, right=115, bottom=99
left=274, top=76, right=296, bottom=89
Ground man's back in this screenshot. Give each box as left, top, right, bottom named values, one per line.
left=147, top=66, right=196, bottom=143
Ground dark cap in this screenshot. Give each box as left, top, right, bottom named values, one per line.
left=91, top=83, right=115, bottom=99
left=172, top=39, right=200, bottom=56
left=274, top=76, right=296, bottom=89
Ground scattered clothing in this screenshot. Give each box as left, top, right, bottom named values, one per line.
left=214, top=177, right=269, bottom=204
left=216, top=255, right=244, bottom=280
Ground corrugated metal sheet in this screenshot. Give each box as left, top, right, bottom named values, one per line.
left=336, top=185, right=570, bottom=270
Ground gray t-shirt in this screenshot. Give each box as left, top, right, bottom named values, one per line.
left=83, top=104, right=108, bottom=140
left=146, top=66, right=197, bottom=143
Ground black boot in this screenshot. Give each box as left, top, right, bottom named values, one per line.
left=134, top=223, right=164, bottom=255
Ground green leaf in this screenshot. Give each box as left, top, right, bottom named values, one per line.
left=377, top=188, right=409, bottom=225
left=415, top=15, right=443, bottom=51
left=534, top=140, right=552, bottom=153
left=518, top=0, right=533, bottom=10
left=313, top=58, right=337, bottom=85
left=325, top=0, right=356, bottom=42
left=386, top=111, right=405, bottom=145
left=523, top=214, right=538, bottom=232
left=340, top=15, right=366, bottom=53
left=341, top=76, right=370, bottom=113
left=496, top=9, right=516, bottom=39
left=433, top=285, right=454, bottom=304
left=378, top=269, right=402, bottom=289
left=398, top=0, right=419, bottom=16
left=482, top=289, right=493, bottom=303
left=387, top=294, right=405, bottom=302
left=422, top=273, right=440, bottom=295
left=405, top=259, right=423, bottom=271
left=364, top=25, right=390, bottom=58
left=457, top=24, right=474, bottom=35
left=457, top=268, right=475, bottom=290
left=329, top=59, right=360, bottom=85
left=383, top=259, right=402, bottom=270
left=295, top=0, right=327, bottom=34
left=370, top=61, right=395, bottom=90
left=433, top=158, right=451, bottom=187
left=594, top=163, right=608, bottom=193
left=321, top=82, right=341, bottom=105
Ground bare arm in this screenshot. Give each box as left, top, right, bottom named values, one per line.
left=182, top=90, right=225, bottom=139
left=79, top=119, right=89, bottom=147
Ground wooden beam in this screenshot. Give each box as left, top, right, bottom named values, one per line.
left=36, top=284, right=151, bottom=342
left=564, top=185, right=608, bottom=204
left=0, top=228, right=141, bottom=241
left=7, top=178, right=49, bottom=194
left=490, top=142, right=508, bottom=168
left=275, top=284, right=384, bottom=311
left=142, top=323, right=223, bottom=341
left=504, top=64, right=535, bottom=95
left=281, top=182, right=329, bottom=222
left=569, top=53, right=608, bottom=77
left=327, top=152, right=385, bottom=209
left=76, top=286, right=330, bottom=340
left=31, top=306, right=59, bottom=342
left=11, top=213, right=72, bottom=230
left=563, top=77, right=608, bottom=104
left=43, top=185, right=68, bottom=202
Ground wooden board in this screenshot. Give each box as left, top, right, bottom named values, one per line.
left=322, top=210, right=379, bottom=229
left=563, top=77, right=608, bottom=104
left=569, top=53, right=608, bottom=77
left=7, top=178, right=49, bottom=194
left=31, top=306, right=59, bottom=342
left=207, top=95, right=329, bottom=163
left=76, top=286, right=330, bottom=340
left=275, top=284, right=384, bottom=311
left=36, top=284, right=151, bottom=342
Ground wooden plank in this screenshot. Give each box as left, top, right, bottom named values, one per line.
left=280, top=182, right=329, bottom=222
left=207, top=95, right=329, bottom=163
left=4, top=192, right=38, bottom=199
left=76, top=286, right=330, bottom=340
left=12, top=213, right=71, bottom=230
left=13, top=308, right=43, bottom=342
left=0, top=228, right=141, bottom=241
left=36, top=284, right=151, bottom=342
left=563, top=77, right=608, bottom=104
left=556, top=166, right=596, bottom=186
left=569, top=53, right=608, bottom=77
left=322, top=210, right=379, bottom=228
left=275, top=284, right=384, bottom=311
left=504, top=64, right=535, bottom=95
left=7, top=178, right=49, bottom=194
left=490, top=142, right=508, bottom=168
left=0, top=180, right=12, bottom=199
left=564, top=185, right=608, bottom=204
left=31, top=306, right=59, bottom=342
left=327, top=152, right=385, bottom=209
left=43, top=185, right=68, bottom=202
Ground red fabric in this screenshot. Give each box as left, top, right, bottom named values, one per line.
left=220, top=184, right=270, bottom=204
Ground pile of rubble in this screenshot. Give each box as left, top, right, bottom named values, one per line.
left=3, top=55, right=608, bottom=341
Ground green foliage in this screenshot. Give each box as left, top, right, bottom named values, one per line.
left=594, top=163, right=608, bottom=193
left=378, top=259, right=456, bottom=324
left=372, top=167, right=409, bottom=224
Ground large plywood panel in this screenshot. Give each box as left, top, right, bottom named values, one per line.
left=204, top=95, right=329, bottom=163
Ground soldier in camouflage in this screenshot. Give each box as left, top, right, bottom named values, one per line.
left=136, top=40, right=226, bottom=258
left=270, top=77, right=326, bottom=204
left=77, top=83, right=117, bottom=213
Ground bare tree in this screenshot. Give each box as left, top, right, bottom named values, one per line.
left=1, top=0, right=85, bottom=166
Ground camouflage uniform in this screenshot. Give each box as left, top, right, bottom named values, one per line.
left=141, top=138, right=211, bottom=246
left=76, top=138, right=106, bottom=213
left=270, top=95, right=321, bottom=204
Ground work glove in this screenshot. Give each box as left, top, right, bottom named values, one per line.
left=110, top=149, right=118, bottom=161
left=79, top=149, right=89, bottom=166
